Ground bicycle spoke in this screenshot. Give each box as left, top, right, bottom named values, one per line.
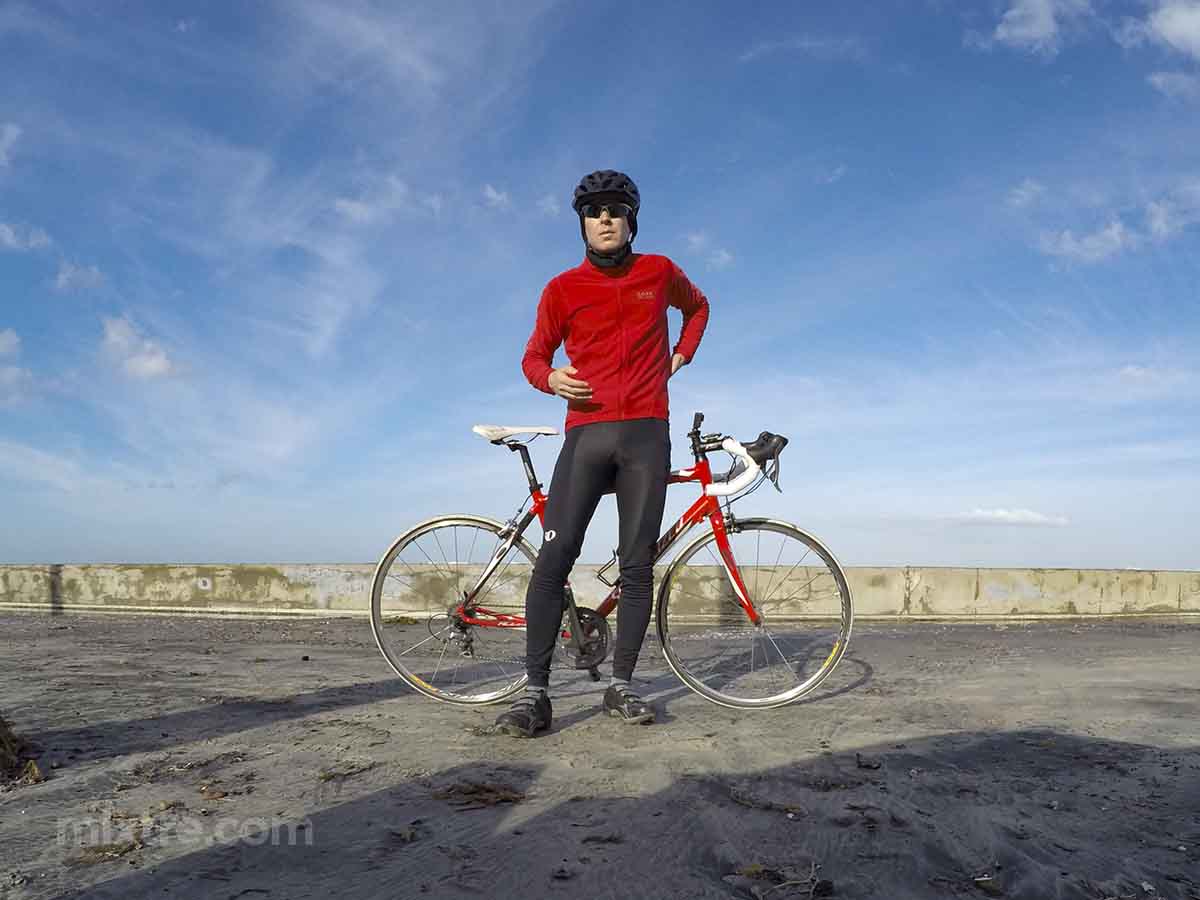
left=758, top=547, right=815, bottom=611
left=431, top=640, right=449, bottom=681
left=453, top=526, right=461, bottom=600
left=755, top=535, right=790, bottom=613
left=763, top=628, right=803, bottom=687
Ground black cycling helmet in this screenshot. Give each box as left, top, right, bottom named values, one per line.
left=572, top=169, right=640, bottom=214
left=573, top=169, right=639, bottom=243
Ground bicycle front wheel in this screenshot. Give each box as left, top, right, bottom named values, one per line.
left=656, top=518, right=853, bottom=709
left=370, top=515, right=534, bottom=705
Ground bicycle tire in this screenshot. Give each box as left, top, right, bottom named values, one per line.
left=655, top=518, right=854, bottom=709
left=369, top=514, right=536, bottom=705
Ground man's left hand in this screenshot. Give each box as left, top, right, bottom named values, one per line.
left=669, top=353, right=687, bottom=377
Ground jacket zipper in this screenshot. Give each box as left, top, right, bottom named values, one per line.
left=616, top=282, right=624, bottom=419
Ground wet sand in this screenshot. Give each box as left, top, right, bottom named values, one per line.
left=1, top=612, right=1198, bottom=899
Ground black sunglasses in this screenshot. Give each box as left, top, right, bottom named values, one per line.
left=579, top=202, right=633, bottom=220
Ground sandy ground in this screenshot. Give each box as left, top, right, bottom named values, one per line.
left=0, top=611, right=1198, bottom=900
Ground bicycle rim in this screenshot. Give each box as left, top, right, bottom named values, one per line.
left=656, top=518, right=854, bottom=709
left=370, top=515, right=534, bottom=705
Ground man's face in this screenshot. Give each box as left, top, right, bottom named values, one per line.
left=582, top=203, right=631, bottom=253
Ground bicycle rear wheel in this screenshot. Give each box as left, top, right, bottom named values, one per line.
left=370, top=515, right=534, bottom=705
left=656, top=518, right=853, bottom=709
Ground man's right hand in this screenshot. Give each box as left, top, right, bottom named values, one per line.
left=548, top=365, right=592, bottom=402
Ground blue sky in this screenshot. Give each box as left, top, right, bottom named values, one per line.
left=1, top=0, right=1198, bottom=567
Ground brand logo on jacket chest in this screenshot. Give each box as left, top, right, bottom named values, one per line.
left=636, top=290, right=655, bottom=300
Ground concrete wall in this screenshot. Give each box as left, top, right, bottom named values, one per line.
left=2, top=564, right=1198, bottom=619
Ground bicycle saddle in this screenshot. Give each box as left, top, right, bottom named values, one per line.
left=472, top=424, right=559, bottom=442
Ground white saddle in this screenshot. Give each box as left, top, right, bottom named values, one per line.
left=472, top=424, right=560, bottom=442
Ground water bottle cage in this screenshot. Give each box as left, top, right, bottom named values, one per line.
left=596, top=550, right=620, bottom=587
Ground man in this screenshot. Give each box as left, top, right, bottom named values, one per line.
left=496, top=169, right=710, bottom=737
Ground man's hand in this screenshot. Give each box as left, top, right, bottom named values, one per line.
left=548, top=365, right=592, bottom=402
left=669, top=353, right=687, bottom=377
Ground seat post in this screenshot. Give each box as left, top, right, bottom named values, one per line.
left=508, top=442, right=542, bottom=492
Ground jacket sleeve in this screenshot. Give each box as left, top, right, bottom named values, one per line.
left=521, top=281, right=563, bottom=394
left=668, top=262, right=710, bottom=363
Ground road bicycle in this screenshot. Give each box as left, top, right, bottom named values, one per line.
left=369, top=412, right=853, bottom=710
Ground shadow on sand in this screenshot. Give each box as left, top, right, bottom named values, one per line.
left=61, top=727, right=1200, bottom=900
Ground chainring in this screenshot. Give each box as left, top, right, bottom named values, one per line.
left=564, top=606, right=611, bottom=669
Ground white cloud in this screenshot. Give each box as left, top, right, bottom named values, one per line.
left=538, top=194, right=560, bottom=216
left=684, top=232, right=733, bottom=269
left=175, top=18, right=197, bottom=33
left=819, top=164, right=847, bottom=185
left=708, top=248, right=735, bottom=270
left=1007, top=178, right=1046, bottom=208
left=1149, top=1, right=1200, bottom=61
left=1147, top=201, right=1179, bottom=239
left=0, top=328, right=19, bottom=356
left=0, top=365, right=33, bottom=407
left=987, top=0, right=1091, bottom=56
left=740, top=35, right=867, bottom=63
left=951, top=507, right=1070, bottom=527
left=0, top=440, right=79, bottom=490
left=483, top=183, right=510, bottom=209
left=55, top=260, right=106, bottom=292
left=1038, top=220, right=1133, bottom=263
left=0, top=122, right=20, bottom=166
left=1148, top=70, right=1200, bottom=99
left=333, top=174, right=410, bottom=226
left=0, top=221, right=51, bottom=251
left=102, top=316, right=176, bottom=379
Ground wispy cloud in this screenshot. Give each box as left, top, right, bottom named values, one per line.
left=54, top=259, right=105, bottom=291
left=0, top=440, right=81, bottom=491
left=0, top=221, right=51, bottom=251
left=739, top=35, right=866, bottom=64
left=0, top=328, right=19, bottom=356
left=974, top=0, right=1092, bottom=57
left=0, top=365, right=33, bottom=407
left=1148, top=70, right=1200, bottom=100
left=102, top=316, right=175, bottom=379
left=1038, top=219, right=1134, bottom=263
left=0, top=122, right=20, bottom=166
left=334, top=174, right=411, bottom=226
left=950, top=507, right=1070, bottom=527
left=1007, top=177, right=1046, bottom=208
left=1149, top=1, right=1200, bottom=61
left=818, top=164, right=847, bottom=185
left=684, top=232, right=734, bottom=270
left=708, top=248, right=734, bottom=270
left=483, top=183, right=510, bottom=209
left=538, top=194, right=560, bottom=216
left=0, top=328, right=31, bottom=406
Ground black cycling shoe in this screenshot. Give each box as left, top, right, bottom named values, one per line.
left=603, top=684, right=655, bottom=725
left=494, top=692, right=552, bottom=738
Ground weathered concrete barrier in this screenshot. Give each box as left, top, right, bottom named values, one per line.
left=1, top=564, right=1197, bottom=619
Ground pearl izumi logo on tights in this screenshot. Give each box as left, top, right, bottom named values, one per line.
left=544, top=530, right=557, bottom=542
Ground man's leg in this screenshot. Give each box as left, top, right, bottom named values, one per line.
left=496, top=424, right=614, bottom=736
left=603, top=419, right=670, bottom=722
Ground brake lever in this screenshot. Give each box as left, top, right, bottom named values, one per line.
left=768, top=456, right=782, bottom=492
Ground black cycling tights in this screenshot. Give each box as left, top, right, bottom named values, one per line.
left=524, top=418, right=671, bottom=688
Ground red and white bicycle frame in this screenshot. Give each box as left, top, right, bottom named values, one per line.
left=454, top=435, right=762, bottom=633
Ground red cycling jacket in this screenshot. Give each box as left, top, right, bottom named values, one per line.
left=522, top=253, right=710, bottom=431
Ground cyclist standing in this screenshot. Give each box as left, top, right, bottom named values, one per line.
left=495, top=170, right=710, bottom=737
